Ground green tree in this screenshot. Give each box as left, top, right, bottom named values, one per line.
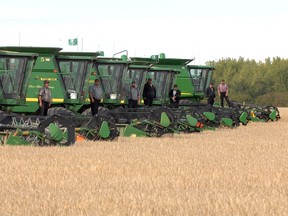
left=206, top=57, right=288, bottom=107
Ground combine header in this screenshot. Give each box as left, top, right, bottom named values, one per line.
left=229, top=101, right=280, bottom=122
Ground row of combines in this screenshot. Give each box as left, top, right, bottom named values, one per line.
left=0, top=47, right=280, bottom=146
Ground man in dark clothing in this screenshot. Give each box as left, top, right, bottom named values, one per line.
left=142, top=78, right=156, bottom=106
left=205, top=82, right=216, bottom=106
left=169, top=84, right=181, bottom=107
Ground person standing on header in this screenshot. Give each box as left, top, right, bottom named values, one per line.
left=89, top=79, right=103, bottom=116
left=38, top=80, right=52, bottom=116
left=205, top=82, right=216, bottom=106
left=127, top=81, right=140, bottom=108
left=142, top=78, right=156, bottom=106
left=217, top=79, right=230, bottom=107
left=169, top=84, right=181, bottom=107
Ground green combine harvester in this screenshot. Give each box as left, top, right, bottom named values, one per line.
left=52, top=51, right=134, bottom=110
left=71, top=52, right=185, bottom=136
left=78, top=54, right=237, bottom=135
left=0, top=47, right=281, bottom=144
left=130, top=54, right=214, bottom=103
left=0, top=49, right=75, bottom=146
left=54, top=51, right=282, bottom=137
left=126, top=55, right=245, bottom=128
left=130, top=54, right=280, bottom=122
left=0, top=47, right=121, bottom=145
left=0, top=47, right=102, bottom=115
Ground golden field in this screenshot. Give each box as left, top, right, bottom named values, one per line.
left=0, top=108, right=288, bottom=215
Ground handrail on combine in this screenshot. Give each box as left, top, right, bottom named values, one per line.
left=113, top=50, right=129, bottom=58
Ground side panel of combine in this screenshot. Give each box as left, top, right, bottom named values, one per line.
left=13, top=52, right=64, bottom=113
left=0, top=47, right=64, bottom=114
left=174, top=68, right=196, bottom=99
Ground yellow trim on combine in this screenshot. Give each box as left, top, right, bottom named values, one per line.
left=52, top=98, right=64, bottom=103
left=26, top=98, right=64, bottom=103
left=26, top=98, right=39, bottom=102
left=181, top=92, right=193, bottom=96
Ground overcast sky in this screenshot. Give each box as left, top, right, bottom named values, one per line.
left=1, top=0, right=287, bottom=64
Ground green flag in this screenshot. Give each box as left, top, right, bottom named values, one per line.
left=68, top=38, right=78, bottom=46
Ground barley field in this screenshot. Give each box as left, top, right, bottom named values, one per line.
left=0, top=108, right=288, bottom=215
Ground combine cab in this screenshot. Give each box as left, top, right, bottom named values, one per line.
left=95, top=56, right=130, bottom=107
left=53, top=52, right=103, bottom=114
left=0, top=50, right=38, bottom=107
left=185, top=65, right=214, bottom=101
left=126, top=57, right=175, bottom=106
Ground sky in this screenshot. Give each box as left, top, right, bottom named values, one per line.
left=1, top=0, right=288, bottom=64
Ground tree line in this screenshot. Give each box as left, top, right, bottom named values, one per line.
left=206, top=57, right=288, bottom=107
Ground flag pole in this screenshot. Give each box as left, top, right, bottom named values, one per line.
left=18, top=31, right=21, bottom=46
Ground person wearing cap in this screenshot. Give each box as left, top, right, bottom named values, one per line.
left=142, top=78, right=156, bottom=106
left=205, top=82, right=216, bottom=106
left=89, top=79, right=103, bottom=116
left=169, top=84, right=181, bottom=107
left=38, top=80, right=52, bottom=116
left=127, top=81, right=140, bottom=108
left=217, top=79, right=230, bottom=107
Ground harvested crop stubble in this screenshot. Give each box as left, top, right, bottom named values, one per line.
left=0, top=108, right=287, bottom=215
